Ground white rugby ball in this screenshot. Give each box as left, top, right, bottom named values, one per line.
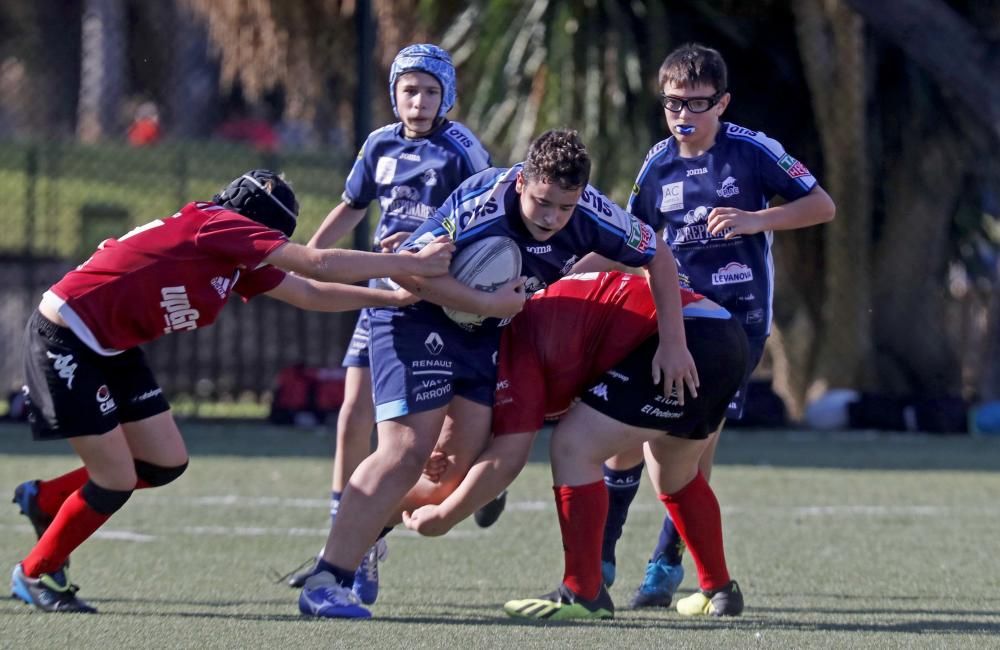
left=443, top=236, right=522, bottom=327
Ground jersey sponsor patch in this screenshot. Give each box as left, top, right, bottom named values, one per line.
left=711, top=262, right=754, bottom=285
left=375, top=156, right=397, bottom=184
left=626, top=220, right=654, bottom=253
left=778, top=153, right=811, bottom=178
left=660, top=182, right=683, bottom=212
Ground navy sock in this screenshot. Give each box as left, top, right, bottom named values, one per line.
left=652, top=514, right=685, bottom=565
left=601, top=462, right=644, bottom=564
left=330, top=491, right=341, bottom=523
left=315, top=557, right=355, bottom=588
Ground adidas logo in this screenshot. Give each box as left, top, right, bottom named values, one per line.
left=211, top=276, right=231, bottom=299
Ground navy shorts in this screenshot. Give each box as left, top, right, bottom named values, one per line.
left=22, top=311, right=171, bottom=440
left=580, top=315, right=749, bottom=440
left=726, top=334, right=767, bottom=419
left=342, top=309, right=371, bottom=368
left=368, top=307, right=501, bottom=422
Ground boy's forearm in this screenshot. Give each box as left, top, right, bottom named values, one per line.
left=645, top=246, right=687, bottom=345
left=393, top=273, right=487, bottom=314
left=307, top=203, right=367, bottom=249
left=758, top=186, right=836, bottom=231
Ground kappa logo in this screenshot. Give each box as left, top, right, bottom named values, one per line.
left=95, top=384, right=117, bottom=414
left=589, top=383, right=610, bottom=401
left=46, top=351, right=77, bottom=389
left=210, top=276, right=231, bottom=299
left=717, top=176, right=741, bottom=198
left=424, top=332, right=444, bottom=355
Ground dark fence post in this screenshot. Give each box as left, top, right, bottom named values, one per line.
left=353, top=0, right=375, bottom=252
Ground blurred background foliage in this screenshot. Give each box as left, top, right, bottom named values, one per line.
left=0, top=0, right=997, bottom=417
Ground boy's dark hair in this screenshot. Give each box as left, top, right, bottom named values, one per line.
left=658, top=43, right=728, bottom=94
left=521, top=129, right=591, bottom=190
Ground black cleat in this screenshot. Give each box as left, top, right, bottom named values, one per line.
left=675, top=579, right=744, bottom=617
left=504, top=582, right=614, bottom=620
left=11, top=564, right=96, bottom=613
left=473, top=489, right=508, bottom=528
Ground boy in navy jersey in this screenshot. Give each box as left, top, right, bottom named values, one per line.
left=297, top=129, right=699, bottom=619
left=290, top=44, right=491, bottom=603
left=9, top=170, right=453, bottom=613
left=600, top=43, right=835, bottom=611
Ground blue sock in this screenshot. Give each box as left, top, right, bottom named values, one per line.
left=315, top=557, right=355, bottom=588
left=601, top=462, right=645, bottom=565
left=330, top=491, right=341, bottom=523
left=651, top=514, right=684, bottom=565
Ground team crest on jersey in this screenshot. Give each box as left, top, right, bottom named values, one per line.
left=717, top=176, right=741, bottom=198
left=660, top=182, right=683, bottom=212
left=375, top=156, right=397, bottom=184
left=778, top=153, right=811, bottom=178
left=422, top=168, right=438, bottom=186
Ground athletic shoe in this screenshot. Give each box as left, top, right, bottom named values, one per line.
left=285, top=556, right=320, bottom=589
left=352, top=537, right=387, bottom=605
left=10, top=563, right=95, bottom=613
left=473, top=489, right=508, bottom=528
left=601, top=560, right=616, bottom=588
left=676, top=580, right=744, bottom=617
left=504, top=583, right=614, bottom=621
left=298, top=571, right=371, bottom=619
left=629, top=554, right=685, bottom=608
left=13, top=480, right=53, bottom=539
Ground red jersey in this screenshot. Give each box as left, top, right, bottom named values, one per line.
left=46, top=202, right=287, bottom=353
left=492, top=271, right=703, bottom=435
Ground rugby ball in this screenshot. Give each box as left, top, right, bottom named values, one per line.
left=443, top=236, right=522, bottom=327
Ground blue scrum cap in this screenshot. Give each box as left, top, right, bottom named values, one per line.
left=389, top=44, right=456, bottom=119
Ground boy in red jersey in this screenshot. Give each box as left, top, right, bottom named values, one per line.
left=399, top=272, right=747, bottom=620
left=10, top=169, right=453, bottom=613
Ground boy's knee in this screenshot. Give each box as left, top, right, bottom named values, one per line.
left=81, top=480, right=133, bottom=515
left=134, top=459, right=189, bottom=487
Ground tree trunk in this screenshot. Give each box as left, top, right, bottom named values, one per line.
left=789, top=0, right=872, bottom=404
left=872, top=126, right=966, bottom=394
left=77, top=0, right=126, bottom=143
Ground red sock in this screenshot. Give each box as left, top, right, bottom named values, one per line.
left=659, top=471, right=730, bottom=592
left=36, top=467, right=90, bottom=516
left=22, top=488, right=111, bottom=577
left=554, top=481, right=608, bottom=601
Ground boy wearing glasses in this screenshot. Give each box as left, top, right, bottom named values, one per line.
left=600, top=42, right=835, bottom=612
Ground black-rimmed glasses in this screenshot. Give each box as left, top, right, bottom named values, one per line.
left=659, top=91, right=724, bottom=114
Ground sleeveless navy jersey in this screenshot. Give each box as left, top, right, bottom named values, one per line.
left=343, top=120, right=491, bottom=250
left=400, top=164, right=657, bottom=328
left=627, top=122, right=816, bottom=338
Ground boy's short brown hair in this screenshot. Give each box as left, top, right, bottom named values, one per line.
left=658, top=43, right=728, bottom=94
left=521, top=129, right=591, bottom=190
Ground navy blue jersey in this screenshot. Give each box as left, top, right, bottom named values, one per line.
left=400, top=164, right=657, bottom=328
left=628, top=122, right=817, bottom=338
left=343, top=120, right=491, bottom=250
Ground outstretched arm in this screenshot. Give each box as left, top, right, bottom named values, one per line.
left=402, top=432, right=536, bottom=537
left=262, top=237, right=454, bottom=284
left=264, top=273, right=415, bottom=311
left=644, top=241, right=699, bottom=404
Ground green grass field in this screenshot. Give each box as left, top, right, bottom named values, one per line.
left=1, top=421, right=998, bottom=648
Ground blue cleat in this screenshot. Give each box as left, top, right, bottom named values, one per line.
left=13, top=480, right=53, bottom=539
left=630, top=554, right=685, bottom=608
left=601, top=560, right=616, bottom=588
left=352, top=537, right=387, bottom=605
left=11, top=563, right=95, bottom=613
left=299, top=571, right=371, bottom=619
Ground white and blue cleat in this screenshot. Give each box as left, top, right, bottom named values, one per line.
left=299, top=571, right=371, bottom=619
